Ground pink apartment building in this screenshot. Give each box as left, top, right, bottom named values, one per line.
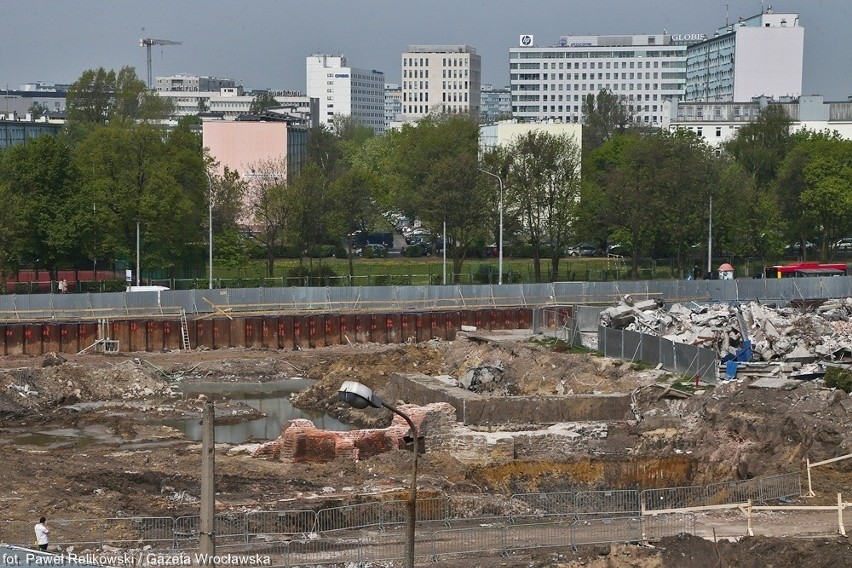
left=202, top=117, right=308, bottom=226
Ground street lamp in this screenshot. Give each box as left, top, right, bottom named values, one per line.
left=338, top=381, right=418, bottom=568
left=478, top=168, right=504, bottom=285
left=206, top=171, right=214, bottom=290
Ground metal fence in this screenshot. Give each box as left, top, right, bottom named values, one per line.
left=599, top=325, right=719, bottom=384
left=1, top=276, right=850, bottom=322
left=0, top=472, right=802, bottom=565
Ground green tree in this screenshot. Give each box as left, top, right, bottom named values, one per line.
left=777, top=132, right=852, bottom=260
left=0, top=134, right=81, bottom=279
left=73, top=120, right=206, bottom=277
left=28, top=102, right=49, bottom=118
left=245, top=158, right=290, bottom=277
left=380, top=114, right=484, bottom=282
left=505, top=131, right=582, bottom=281
left=66, top=66, right=173, bottom=126
left=249, top=92, right=279, bottom=114
left=326, top=166, right=381, bottom=278
left=725, top=104, right=792, bottom=192
left=586, top=131, right=722, bottom=278
left=581, top=89, right=632, bottom=153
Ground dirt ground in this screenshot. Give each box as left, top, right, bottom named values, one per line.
left=1, top=331, right=851, bottom=566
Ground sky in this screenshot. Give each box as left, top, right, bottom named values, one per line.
left=3, top=0, right=851, bottom=99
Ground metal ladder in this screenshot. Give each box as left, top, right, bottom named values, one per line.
left=180, top=309, right=191, bottom=351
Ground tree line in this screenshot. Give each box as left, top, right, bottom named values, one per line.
left=1, top=69, right=850, bottom=284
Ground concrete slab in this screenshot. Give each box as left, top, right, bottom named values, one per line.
left=748, top=377, right=801, bottom=389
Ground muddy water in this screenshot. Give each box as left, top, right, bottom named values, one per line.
left=175, top=379, right=350, bottom=444
left=2, top=380, right=348, bottom=448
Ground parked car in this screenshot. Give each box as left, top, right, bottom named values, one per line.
left=835, top=237, right=852, bottom=253
left=606, top=243, right=631, bottom=257
left=404, top=228, right=432, bottom=245
left=354, top=243, right=388, bottom=258
left=784, top=241, right=817, bottom=256
left=567, top=243, right=601, bottom=257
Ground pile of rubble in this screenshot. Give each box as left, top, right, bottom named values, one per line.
left=600, top=297, right=852, bottom=364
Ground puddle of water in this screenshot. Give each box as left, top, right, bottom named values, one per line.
left=174, top=380, right=350, bottom=444
left=7, top=427, right=110, bottom=448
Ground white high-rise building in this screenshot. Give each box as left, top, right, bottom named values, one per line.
left=305, top=54, right=385, bottom=134
left=685, top=11, right=803, bottom=102
left=384, top=83, right=402, bottom=130
left=509, top=33, right=694, bottom=126
left=400, top=45, right=481, bottom=121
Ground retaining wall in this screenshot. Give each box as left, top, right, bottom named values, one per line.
left=0, top=308, right=533, bottom=356
left=382, top=373, right=633, bottom=426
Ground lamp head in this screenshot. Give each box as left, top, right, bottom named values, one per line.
left=338, top=381, right=383, bottom=410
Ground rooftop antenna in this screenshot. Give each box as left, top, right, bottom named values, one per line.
left=726, top=3, right=729, bottom=26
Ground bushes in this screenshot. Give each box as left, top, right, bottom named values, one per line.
left=824, top=366, right=852, bottom=393
left=402, top=245, right=428, bottom=257
left=373, top=274, right=412, bottom=286
left=286, top=265, right=339, bottom=287
left=471, top=264, right=521, bottom=284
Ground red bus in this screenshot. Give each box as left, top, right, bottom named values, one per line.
left=764, top=262, right=850, bottom=278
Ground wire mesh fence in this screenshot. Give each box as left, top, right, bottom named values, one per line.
left=1, top=471, right=810, bottom=565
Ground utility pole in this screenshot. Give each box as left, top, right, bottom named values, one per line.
left=199, top=401, right=216, bottom=562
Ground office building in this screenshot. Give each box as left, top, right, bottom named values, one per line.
left=479, top=120, right=582, bottom=155
left=156, top=74, right=236, bottom=92
left=481, top=84, right=511, bottom=123
left=664, top=95, right=852, bottom=147
left=0, top=115, right=63, bottom=149
left=400, top=45, right=482, bottom=121
left=306, top=55, right=385, bottom=134
left=685, top=11, right=803, bottom=102
left=509, top=33, right=693, bottom=126
left=384, top=83, right=402, bottom=130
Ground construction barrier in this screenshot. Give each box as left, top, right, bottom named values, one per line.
left=0, top=307, right=534, bottom=356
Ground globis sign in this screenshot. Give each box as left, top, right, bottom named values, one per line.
left=671, top=33, right=707, bottom=42
left=334, top=73, right=350, bottom=78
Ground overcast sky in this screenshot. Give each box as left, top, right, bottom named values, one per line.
left=4, top=0, right=851, bottom=99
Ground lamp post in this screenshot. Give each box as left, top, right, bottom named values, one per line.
left=206, top=171, right=214, bottom=290
left=338, top=381, right=418, bottom=568
left=478, top=168, right=504, bottom=285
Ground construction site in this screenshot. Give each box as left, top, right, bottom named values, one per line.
left=0, top=279, right=851, bottom=567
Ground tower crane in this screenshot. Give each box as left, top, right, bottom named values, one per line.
left=139, top=38, right=182, bottom=89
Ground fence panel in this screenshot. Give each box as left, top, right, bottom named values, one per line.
left=245, top=510, right=317, bottom=539
left=430, top=524, right=506, bottom=562
left=572, top=517, right=641, bottom=545
left=575, top=490, right=640, bottom=519
left=643, top=513, right=695, bottom=541
left=640, top=335, right=662, bottom=368
left=48, top=519, right=103, bottom=548
left=173, top=515, right=200, bottom=548
left=314, top=502, right=383, bottom=534
left=379, top=497, right=447, bottom=529
left=169, top=512, right=248, bottom=549
left=101, top=517, right=174, bottom=549
left=642, top=486, right=706, bottom=511
left=623, top=329, right=644, bottom=363
left=0, top=521, right=33, bottom=547
left=758, top=472, right=802, bottom=503
left=503, top=520, right=574, bottom=553
left=282, top=536, right=363, bottom=565
left=509, top=491, right=576, bottom=520
left=706, top=479, right=760, bottom=506
left=446, top=495, right=513, bottom=522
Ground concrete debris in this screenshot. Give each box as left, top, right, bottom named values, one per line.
left=601, top=297, right=852, bottom=363
left=458, top=362, right=507, bottom=394
left=748, top=377, right=802, bottom=390
left=41, top=352, right=67, bottom=367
